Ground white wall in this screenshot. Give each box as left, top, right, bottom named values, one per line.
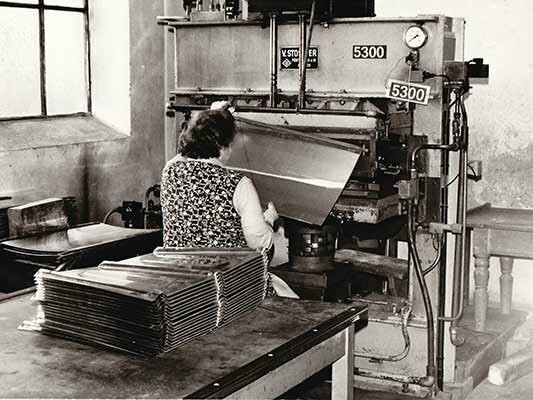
left=0, top=1, right=165, bottom=226
left=378, top=1, right=533, bottom=309
left=90, top=0, right=131, bottom=134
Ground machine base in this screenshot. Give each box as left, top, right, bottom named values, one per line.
left=270, top=263, right=351, bottom=301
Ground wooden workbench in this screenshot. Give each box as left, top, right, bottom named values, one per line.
left=467, top=203, right=533, bottom=332
left=0, top=293, right=367, bottom=399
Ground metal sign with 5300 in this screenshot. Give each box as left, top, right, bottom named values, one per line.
left=386, top=79, right=431, bottom=105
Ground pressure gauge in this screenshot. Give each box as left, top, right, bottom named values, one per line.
left=403, top=25, right=428, bottom=49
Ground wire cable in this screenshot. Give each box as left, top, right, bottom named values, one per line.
left=103, top=207, right=121, bottom=224
left=445, top=173, right=459, bottom=188
left=423, top=238, right=443, bottom=276
left=468, top=163, right=478, bottom=179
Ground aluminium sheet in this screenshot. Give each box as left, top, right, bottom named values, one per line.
left=36, top=289, right=164, bottom=323
left=2, top=223, right=160, bottom=255
left=38, top=321, right=162, bottom=356
left=39, top=267, right=212, bottom=300
left=39, top=302, right=165, bottom=335
left=226, top=117, right=362, bottom=225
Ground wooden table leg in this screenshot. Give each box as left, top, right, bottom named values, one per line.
left=474, top=254, right=490, bottom=332
left=332, top=324, right=355, bottom=400
left=499, top=257, right=514, bottom=315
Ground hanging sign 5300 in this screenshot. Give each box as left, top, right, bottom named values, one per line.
left=386, top=79, right=431, bottom=105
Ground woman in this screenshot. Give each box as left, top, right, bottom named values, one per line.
left=161, top=103, right=278, bottom=255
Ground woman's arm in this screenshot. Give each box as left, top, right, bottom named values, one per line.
left=233, top=176, right=274, bottom=251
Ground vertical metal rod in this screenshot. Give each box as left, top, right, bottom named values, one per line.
left=84, top=0, right=92, bottom=113
left=298, top=13, right=306, bottom=109
left=448, top=96, right=469, bottom=345
left=451, top=153, right=465, bottom=312
left=173, top=27, right=179, bottom=90
left=269, top=13, right=278, bottom=108
left=299, top=0, right=316, bottom=110
left=163, top=0, right=180, bottom=161
left=298, top=0, right=316, bottom=109
left=436, top=86, right=451, bottom=390
left=241, top=0, right=248, bottom=20
left=38, top=0, right=47, bottom=115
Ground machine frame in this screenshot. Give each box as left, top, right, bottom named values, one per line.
left=159, top=7, right=477, bottom=397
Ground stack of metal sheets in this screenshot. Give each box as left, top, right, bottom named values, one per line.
left=1, top=223, right=163, bottom=270
left=112, top=247, right=269, bottom=324
left=24, top=248, right=268, bottom=356
left=215, top=252, right=270, bottom=323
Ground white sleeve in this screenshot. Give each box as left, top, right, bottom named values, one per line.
left=233, top=176, right=273, bottom=251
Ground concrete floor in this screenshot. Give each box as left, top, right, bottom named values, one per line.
left=287, top=371, right=533, bottom=400
left=466, top=313, right=533, bottom=400
left=280, top=368, right=416, bottom=400
left=277, top=304, right=531, bottom=400
left=466, top=372, right=533, bottom=400
left=453, top=306, right=528, bottom=390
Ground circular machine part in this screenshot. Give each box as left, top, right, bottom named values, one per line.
left=285, top=219, right=338, bottom=273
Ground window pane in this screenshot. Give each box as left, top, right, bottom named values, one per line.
left=45, top=10, right=88, bottom=115
left=0, top=8, right=41, bottom=118
left=44, top=0, right=85, bottom=7
left=6, top=1, right=39, bottom=4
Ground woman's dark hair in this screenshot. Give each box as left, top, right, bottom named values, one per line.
left=177, top=109, right=236, bottom=159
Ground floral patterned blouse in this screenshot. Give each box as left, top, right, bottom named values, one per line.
left=161, top=159, right=247, bottom=248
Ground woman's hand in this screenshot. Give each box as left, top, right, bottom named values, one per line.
left=263, top=202, right=279, bottom=227
left=210, top=101, right=235, bottom=114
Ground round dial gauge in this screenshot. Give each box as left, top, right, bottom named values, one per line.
left=403, top=25, right=428, bottom=49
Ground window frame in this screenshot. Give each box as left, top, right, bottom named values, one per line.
left=0, top=0, right=91, bottom=121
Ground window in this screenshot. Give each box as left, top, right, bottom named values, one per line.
left=0, top=0, right=90, bottom=119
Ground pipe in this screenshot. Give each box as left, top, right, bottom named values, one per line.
left=103, top=207, right=121, bottom=225
left=437, top=85, right=452, bottom=389
left=298, top=0, right=316, bottom=109
left=269, top=13, right=278, bottom=107
left=407, top=201, right=436, bottom=387
left=353, top=302, right=412, bottom=362
left=170, top=88, right=389, bottom=101
left=443, top=146, right=467, bottom=345
left=144, top=185, right=159, bottom=209
left=410, top=143, right=459, bottom=175
left=144, top=184, right=161, bottom=229
left=440, top=93, right=469, bottom=347
left=356, top=368, right=434, bottom=388
left=410, top=90, right=470, bottom=385
left=460, top=102, right=470, bottom=333
left=298, top=13, right=306, bottom=109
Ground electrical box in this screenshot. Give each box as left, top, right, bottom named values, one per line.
left=247, top=0, right=375, bottom=18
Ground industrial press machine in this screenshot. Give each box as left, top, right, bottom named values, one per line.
left=159, top=0, right=488, bottom=396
